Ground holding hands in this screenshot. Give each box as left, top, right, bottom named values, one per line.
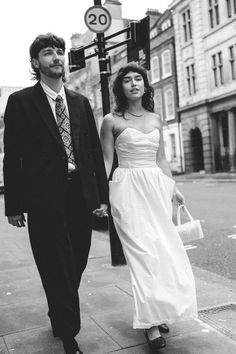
left=93, top=203, right=108, bottom=218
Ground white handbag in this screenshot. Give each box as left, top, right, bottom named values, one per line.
left=176, top=204, right=204, bottom=244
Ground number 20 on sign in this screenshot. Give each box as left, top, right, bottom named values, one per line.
left=84, top=6, right=112, bottom=33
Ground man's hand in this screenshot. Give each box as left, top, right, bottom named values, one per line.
left=93, top=203, right=108, bottom=218
left=8, top=214, right=26, bottom=227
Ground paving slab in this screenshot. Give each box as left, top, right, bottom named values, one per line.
left=0, top=337, right=8, bottom=354
left=0, top=302, right=48, bottom=336
left=106, top=343, right=149, bottom=354
left=91, top=307, right=144, bottom=348
left=81, top=265, right=130, bottom=291
left=0, top=278, right=44, bottom=307
left=161, top=326, right=236, bottom=354
left=89, top=230, right=110, bottom=258
left=0, top=266, right=36, bottom=286
left=4, top=327, right=63, bottom=354
left=80, top=285, right=133, bottom=316
left=78, top=316, right=121, bottom=354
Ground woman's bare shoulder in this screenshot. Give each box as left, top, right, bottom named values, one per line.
left=103, top=112, right=124, bottom=128
left=148, top=112, right=163, bottom=128
left=102, top=113, right=115, bottom=129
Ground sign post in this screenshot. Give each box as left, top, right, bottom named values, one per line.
left=69, top=2, right=151, bottom=266
left=84, top=5, right=112, bottom=33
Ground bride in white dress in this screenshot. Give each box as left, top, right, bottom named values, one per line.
left=100, top=62, right=197, bottom=351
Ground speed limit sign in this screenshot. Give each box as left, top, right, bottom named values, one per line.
left=84, top=5, right=112, bottom=33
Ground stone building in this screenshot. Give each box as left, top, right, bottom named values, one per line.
left=150, top=9, right=183, bottom=173
left=66, top=1, right=182, bottom=172
left=0, top=86, right=23, bottom=187
left=169, top=0, right=236, bottom=173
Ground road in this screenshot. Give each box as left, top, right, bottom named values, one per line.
left=1, top=180, right=235, bottom=282
left=177, top=181, right=236, bottom=281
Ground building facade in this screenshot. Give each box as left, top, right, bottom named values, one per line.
left=0, top=86, right=23, bottom=187
left=169, top=0, right=236, bottom=173
left=67, top=1, right=184, bottom=172
left=150, top=9, right=183, bottom=173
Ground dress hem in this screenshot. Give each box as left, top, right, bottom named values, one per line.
left=133, top=314, right=198, bottom=329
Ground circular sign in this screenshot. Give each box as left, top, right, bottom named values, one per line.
left=84, top=6, right=112, bottom=33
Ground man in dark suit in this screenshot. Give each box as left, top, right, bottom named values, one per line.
left=3, top=33, right=108, bottom=354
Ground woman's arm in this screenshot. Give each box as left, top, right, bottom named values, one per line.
left=100, top=114, right=115, bottom=179
left=156, top=120, right=185, bottom=204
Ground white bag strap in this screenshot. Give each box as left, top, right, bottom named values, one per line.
left=177, top=204, right=194, bottom=226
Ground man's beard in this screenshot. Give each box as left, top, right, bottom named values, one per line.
left=39, top=63, right=65, bottom=79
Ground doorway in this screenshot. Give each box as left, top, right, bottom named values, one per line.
left=190, top=127, right=204, bottom=172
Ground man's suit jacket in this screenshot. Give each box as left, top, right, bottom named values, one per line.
left=3, top=82, right=108, bottom=216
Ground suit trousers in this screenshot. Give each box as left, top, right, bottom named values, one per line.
left=27, top=171, right=92, bottom=339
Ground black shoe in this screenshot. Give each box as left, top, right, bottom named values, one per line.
left=144, top=330, right=166, bottom=352
left=62, top=337, right=83, bottom=354
left=158, top=323, right=169, bottom=333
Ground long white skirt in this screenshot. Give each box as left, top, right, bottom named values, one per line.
left=109, top=166, right=197, bottom=329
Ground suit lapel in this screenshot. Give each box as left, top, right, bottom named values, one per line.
left=65, top=88, right=80, bottom=155
left=31, top=82, right=65, bottom=152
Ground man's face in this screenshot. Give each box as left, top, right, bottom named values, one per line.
left=32, top=46, right=65, bottom=79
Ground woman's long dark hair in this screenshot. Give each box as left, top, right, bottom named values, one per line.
left=113, top=62, right=154, bottom=114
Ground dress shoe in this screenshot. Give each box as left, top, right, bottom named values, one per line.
left=62, top=337, right=83, bottom=354
left=158, top=323, right=169, bottom=333
left=144, top=330, right=166, bottom=351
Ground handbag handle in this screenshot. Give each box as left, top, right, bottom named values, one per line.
left=177, top=204, right=194, bottom=226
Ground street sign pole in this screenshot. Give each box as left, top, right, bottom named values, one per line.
left=94, top=0, right=126, bottom=266
left=75, top=4, right=150, bottom=266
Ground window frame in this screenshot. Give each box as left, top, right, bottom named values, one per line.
left=208, top=0, right=220, bottom=29
left=164, top=88, right=175, bottom=121
left=186, top=63, right=196, bottom=96
left=162, top=49, right=172, bottom=78
left=151, top=56, right=160, bottom=83
left=211, top=51, right=224, bottom=87
left=182, top=7, right=192, bottom=43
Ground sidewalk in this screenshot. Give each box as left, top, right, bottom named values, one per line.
left=1, top=197, right=236, bottom=353
left=174, top=172, right=236, bottom=183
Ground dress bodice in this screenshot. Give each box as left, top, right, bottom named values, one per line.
left=115, top=127, right=160, bottom=168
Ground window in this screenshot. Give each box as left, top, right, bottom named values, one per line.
left=162, top=50, right=172, bottom=78
left=212, top=51, right=224, bottom=87
left=150, top=27, right=158, bottom=39
left=161, top=19, right=171, bottom=31
left=229, top=45, right=236, bottom=80
left=182, top=8, right=192, bottom=43
left=170, top=133, right=177, bottom=158
left=154, top=90, right=163, bottom=118
left=164, top=89, right=174, bottom=120
left=226, top=0, right=236, bottom=17
left=151, top=56, right=160, bottom=82
left=186, top=64, right=196, bottom=95
left=208, top=0, right=220, bottom=28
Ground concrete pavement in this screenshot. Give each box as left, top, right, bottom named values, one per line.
left=1, top=195, right=236, bottom=353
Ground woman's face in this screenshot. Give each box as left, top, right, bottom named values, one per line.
left=122, top=71, right=145, bottom=101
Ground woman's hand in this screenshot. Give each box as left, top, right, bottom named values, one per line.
left=173, top=187, right=185, bottom=205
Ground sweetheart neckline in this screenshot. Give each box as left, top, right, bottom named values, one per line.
left=115, top=127, right=159, bottom=143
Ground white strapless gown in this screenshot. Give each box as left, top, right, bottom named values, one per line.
left=109, top=127, right=197, bottom=329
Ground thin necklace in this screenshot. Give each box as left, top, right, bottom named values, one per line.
left=126, top=111, right=144, bottom=117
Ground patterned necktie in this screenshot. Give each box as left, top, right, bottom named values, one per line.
left=55, top=95, right=76, bottom=166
